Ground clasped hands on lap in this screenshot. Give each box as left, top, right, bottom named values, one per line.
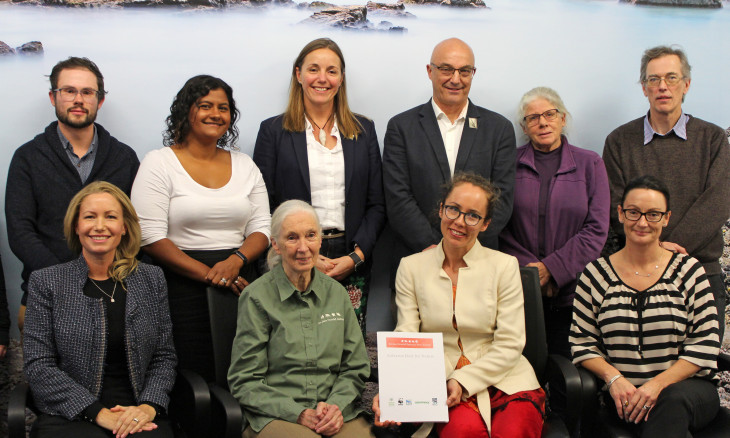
left=95, top=404, right=157, bottom=438
left=297, top=402, right=344, bottom=436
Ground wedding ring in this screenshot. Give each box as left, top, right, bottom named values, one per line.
left=642, top=405, right=651, bottom=410
left=133, top=418, right=139, bottom=422
left=220, top=278, right=227, bottom=285
left=623, top=400, right=629, bottom=407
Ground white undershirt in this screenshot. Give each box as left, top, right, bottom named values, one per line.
left=432, top=99, right=468, bottom=176
left=131, top=147, right=271, bottom=250
left=305, top=118, right=346, bottom=230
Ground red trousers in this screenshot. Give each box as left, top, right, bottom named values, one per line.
left=436, top=387, right=545, bottom=438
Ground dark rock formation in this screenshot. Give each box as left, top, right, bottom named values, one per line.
left=15, top=41, right=43, bottom=54
left=366, top=1, right=415, bottom=17
left=621, top=0, right=722, bottom=7
left=301, top=5, right=407, bottom=30
left=0, top=41, right=15, bottom=55
left=402, top=0, right=486, bottom=7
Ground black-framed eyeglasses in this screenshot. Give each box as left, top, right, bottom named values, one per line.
left=52, top=87, right=102, bottom=102
left=523, top=109, right=560, bottom=127
left=430, top=63, right=476, bottom=78
left=643, top=74, right=685, bottom=88
left=622, top=208, right=667, bottom=222
left=443, top=205, right=484, bottom=226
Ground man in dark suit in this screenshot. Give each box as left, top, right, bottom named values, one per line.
left=383, top=38, right=516, bottom=288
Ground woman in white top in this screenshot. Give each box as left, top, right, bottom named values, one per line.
left=131, top=75, right=270, bottom=382
left=253, top=38, right=385, bottom=335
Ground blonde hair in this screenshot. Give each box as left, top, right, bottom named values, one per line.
left=64, top=181, right=141, bottom=283
left=282, top=38, right=363, bottom=140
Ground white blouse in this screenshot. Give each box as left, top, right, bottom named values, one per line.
left=131, top=147, right=270, bottom=250
left=305, top=118, right=346, bottom=230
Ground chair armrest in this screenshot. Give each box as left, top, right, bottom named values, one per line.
left=545, top=354, right=582, bottom=434
left=209, top=384, right=244, bottom=438
left=717, top=352, right=730, bottom=372
left=8, top=382, right=29, bottom=438
left=170, top=369, right=211, bottom=438
left=577, top=366, right=600, bottom=437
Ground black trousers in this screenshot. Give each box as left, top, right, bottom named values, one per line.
left=31, top=414, right=174, bottom=438
left=605, top=378, right=719, bottom=438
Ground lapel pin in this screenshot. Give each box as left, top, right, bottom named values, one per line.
left=468, top=118, right=477, bottom=129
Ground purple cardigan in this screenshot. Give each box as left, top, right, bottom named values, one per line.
left=499, top=137, right=610, bottom=307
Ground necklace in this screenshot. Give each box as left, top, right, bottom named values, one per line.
left=89, top=278, right=117, bottom=303
left=306, top=112, right=334, bottom=145
left=630, top=254, right=663, bottom=277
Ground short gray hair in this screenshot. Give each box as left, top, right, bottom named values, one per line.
left=639, top=45, right=691, bottom=83
left=516, top=86, right=570, bottom=129
left=267, top=200, right=321, bottom=270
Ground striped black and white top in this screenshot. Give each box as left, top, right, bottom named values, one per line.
left=570, top=253, right=720, bottom=385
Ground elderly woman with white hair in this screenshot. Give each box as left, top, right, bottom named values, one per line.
left=227, top=200, right=373, bottom=438
left=499, top=86, right=610, bottom=358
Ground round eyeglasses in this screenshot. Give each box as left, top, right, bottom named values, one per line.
left=523, top=109, right=560, bottom=127
left=443, top=205, right=484, bottom=226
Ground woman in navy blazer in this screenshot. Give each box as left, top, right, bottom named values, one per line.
left=253, top=38, right=385, bottom=334
left=23, top=181, right=176, bottom=438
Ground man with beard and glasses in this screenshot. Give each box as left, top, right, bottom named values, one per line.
left=5, top=57, right=139, bottom=331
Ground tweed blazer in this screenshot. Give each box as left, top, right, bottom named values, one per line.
left=395, top=241, right=540, bottom=434
left=23, top=256, right=177, bottom=420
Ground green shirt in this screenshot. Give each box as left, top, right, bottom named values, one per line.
left=227, top=264, right=370, bottom=432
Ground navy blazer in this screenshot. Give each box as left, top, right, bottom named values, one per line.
left=23, top=256, right=177, bottom=420
left=253, top=114, right=385, bottom=260
left=383, top=99, right=517, bottom=285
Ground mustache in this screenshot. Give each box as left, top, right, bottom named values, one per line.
left=68, top=104, right=89, bottom=114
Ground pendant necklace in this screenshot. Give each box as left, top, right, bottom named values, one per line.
left=89, top=278, right=117, bottom=303
left=306, top=112, right=334, bottom=145
left=631, top=254, right=662, bottom=277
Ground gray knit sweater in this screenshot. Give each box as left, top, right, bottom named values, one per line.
left=603, top=115, right=730, bottom=275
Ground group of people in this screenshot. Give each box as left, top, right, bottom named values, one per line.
left=0, top=35, right=727, bottom=438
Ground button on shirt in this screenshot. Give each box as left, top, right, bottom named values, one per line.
left=57, top=124, right=98, bottom=183
left=228, top=263, right=370, bottom=432
left=305, top=118, right=346, bottom=230
left=432, top=99, right=468, bottom=176
left=643, top=111, right=689, bottom=144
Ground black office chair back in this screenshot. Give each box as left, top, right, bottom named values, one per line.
left=520, top=266, right=548, bottom=379
left=206, top=286, right=240, bottom=389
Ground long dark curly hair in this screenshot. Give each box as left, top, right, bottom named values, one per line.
left=163, top=75, right=239, bottom=149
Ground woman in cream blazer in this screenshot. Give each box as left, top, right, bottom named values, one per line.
left=375, top=172, right=543, bottom=438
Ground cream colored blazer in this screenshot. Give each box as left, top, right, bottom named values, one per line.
left=395, top=241, right=540, bottom=435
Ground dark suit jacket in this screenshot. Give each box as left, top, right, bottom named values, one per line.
left=253, top=114, right=385, bottom=260
left=383, top=99, right=516, bottom=285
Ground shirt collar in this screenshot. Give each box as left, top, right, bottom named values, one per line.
left=643, top=111, right=688, bottom=145
left=431, top=99, right=468, bottom=124
left=57, top=123, right=98, bottom=157
left=272, top=263, right=324, bottom=302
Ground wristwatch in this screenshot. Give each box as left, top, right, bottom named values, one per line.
left=234, top=250, right=248, bottom=266
left=348, top=251, right=364, bottom=269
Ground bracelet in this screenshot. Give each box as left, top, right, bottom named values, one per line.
left=234, top=250, right=248, bottom=266
left=606, top=374, right=623, bottom=389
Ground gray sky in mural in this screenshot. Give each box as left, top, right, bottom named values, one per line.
left=0, top=0, right=728, bottom=332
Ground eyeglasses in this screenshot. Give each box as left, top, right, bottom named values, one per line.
left=52, top=87, right=102, bottom=102
left=523, top=109, right=560, bottom=127
left=643, top=74, right=685, bottom=88
left=622, top=208, right=667, bottom=222
left=443, top=205, right=484, bottom=226
left=430, top=63, right=476, bottom=78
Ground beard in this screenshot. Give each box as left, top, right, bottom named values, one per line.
left=56, top=104, right=97, bottom=129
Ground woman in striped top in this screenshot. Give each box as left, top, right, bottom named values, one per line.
left=570, top=175, right=720, bottom=437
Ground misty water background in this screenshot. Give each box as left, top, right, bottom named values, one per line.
left=0, top=0, right=728, bottom=334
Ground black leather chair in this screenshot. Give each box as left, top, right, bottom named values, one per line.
left=7, top=369, right=211, bottom=438
left=577, top=339, right=730, bottom=437
left=520, top=266, right=582, bottom=438
left=206, top=285, right=245, bottom=438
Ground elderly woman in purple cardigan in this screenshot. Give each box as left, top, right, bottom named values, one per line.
left=499, top=86, right=610, bottom=358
